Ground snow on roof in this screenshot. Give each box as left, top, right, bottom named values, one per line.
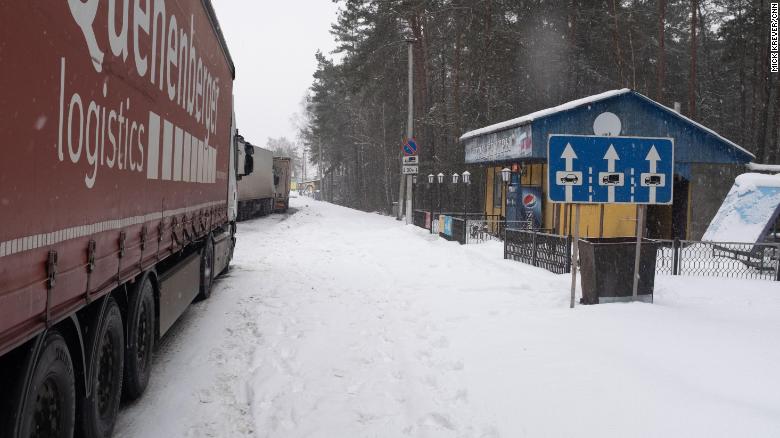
left=747, top=162, right=780, bottom=172
left=458, top=89, right=756, bottom=160
left=703, top=172, right=780, bottom=243
left=459, top=89, right=631, bottom=141
left=735, top=172, right=780, bottom=188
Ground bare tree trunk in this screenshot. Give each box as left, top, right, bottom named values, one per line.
left=738, top=0, right=748, bottom=144
left=611, top=0, right=625, bottom=86
left=453, top=1, right=463, bottom=137
left=628, top=6, right=637, bottom=90
left=657, top=0, right=667, bottom=102
left=689, top=0, right=698, bottom=119
left=755, top=0, right=770, bottom=163
left=749, top=1, right=761, bottom=158
left=410, top=11, right=429, bottom=157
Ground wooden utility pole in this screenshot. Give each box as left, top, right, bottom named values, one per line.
left=404, top=39, right=414, bottom=225
left=689, top=0, right=698, bottom=119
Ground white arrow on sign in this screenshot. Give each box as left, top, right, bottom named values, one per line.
left=604, top=144, right=620, bottom=202
left=646, top=145, right=661, bottom=203
left=561, top=143, right=577, bottom=202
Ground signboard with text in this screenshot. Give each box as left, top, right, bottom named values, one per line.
left=464, top=124, right=532, bottom=164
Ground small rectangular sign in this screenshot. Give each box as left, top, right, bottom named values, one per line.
left=402, top=165, right=419, bottom=175
left=402, top=156, right=418, bottom=164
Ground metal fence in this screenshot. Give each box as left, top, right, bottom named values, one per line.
left=504, top=228, right=572, bottom=274
left=655, top=239, right=780, bottom=281
left=464, top=220, right=531, bottom=244
left=414, top=211, right=780, bottom=281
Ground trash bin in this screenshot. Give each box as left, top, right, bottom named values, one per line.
left=578, top=237, right=660, bottom=304
left=392, top=202, right=399, bottom=217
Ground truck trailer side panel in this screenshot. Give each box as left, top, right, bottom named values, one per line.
left=0, top=2, right=234, bottom=357
left=237, top=145, right=274, bottom=219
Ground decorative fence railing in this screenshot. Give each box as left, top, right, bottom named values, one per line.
left=654, top=239, right=780, bottom=281
left=504, top=229, right=572, bottom=274
left=464, top=220, right=535, bottom=244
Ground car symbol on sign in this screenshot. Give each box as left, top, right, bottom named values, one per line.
left=644, top=175, right=662, bottom=185
left=560, top=173, right=579, bottom=184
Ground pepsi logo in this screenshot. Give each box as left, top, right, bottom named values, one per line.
left=522, top=194, right=537, bottom=208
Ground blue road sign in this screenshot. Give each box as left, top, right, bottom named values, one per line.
left=403, top=138, right=418, bottom=156
left=547, top=135, right=674, bottom=204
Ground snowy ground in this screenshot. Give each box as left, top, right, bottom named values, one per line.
left=115, top=196, right=780, bottom=438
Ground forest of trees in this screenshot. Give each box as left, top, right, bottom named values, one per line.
left=266, top=137, right=303, bottom=181
left=299, top=0, right=778, bottom=213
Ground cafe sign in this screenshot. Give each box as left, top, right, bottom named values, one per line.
left=464, top=124, right=533, bottom=164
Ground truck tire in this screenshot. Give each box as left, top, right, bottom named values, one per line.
left=80, top=297, right=124, bottom=438
left=11, top=331, right=76, bottom=438
left=123, top=275, right=156, bottom=401
left=197, top=235, right=215, bottom=300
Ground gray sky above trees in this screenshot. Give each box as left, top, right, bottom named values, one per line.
left=212, top=0, right=339, bottom=145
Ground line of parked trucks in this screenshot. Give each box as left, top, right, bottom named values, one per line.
left=235, top=134, right=292, bottom=220
left=0, top=3, right=288, bottom=437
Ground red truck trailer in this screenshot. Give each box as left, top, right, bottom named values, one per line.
left=0, top=2, right=248, bottom=437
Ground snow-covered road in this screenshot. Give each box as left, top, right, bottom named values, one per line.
left=115, top=197, right=780, bottom=438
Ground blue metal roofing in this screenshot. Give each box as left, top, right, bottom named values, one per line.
left=460, top=90, right=755, bottom=168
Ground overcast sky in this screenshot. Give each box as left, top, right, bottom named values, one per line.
left=212, top=0, right=340, bottom=147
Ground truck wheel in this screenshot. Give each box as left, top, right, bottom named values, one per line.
left=197, top=236, right=215, bottom=300
left=12, top=331, right=76, bottom=438
left=80, top=297, right=124, bottom=438
left=123, top=275, right=156, bottom=401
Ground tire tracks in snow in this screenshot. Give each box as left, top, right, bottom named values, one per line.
left=244, top=201, right=500, bottom=437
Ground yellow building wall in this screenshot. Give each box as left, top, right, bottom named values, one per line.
left=483, top=167, right=506, bottom=218
left=553, top=203, right=638, bottom=238
left=482, top=163, right=639, bottom=238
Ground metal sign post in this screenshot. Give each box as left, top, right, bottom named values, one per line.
left=570, top=204, right=581, bottom=308
left=632, top=204, right=647, bottom=300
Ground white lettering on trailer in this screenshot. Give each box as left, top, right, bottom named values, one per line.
left=189, top=136, right=198, bottom=182
left=174, top=126, right=183, bottom=181
left=66, top=1, right=222, bottom=143
left=147, top=111, right=161, bottom=179
left=199, top=138, right=204, bottom=183
left=183, top=131, right=192, bottom=182
left=161, top=120, right=174, bottom=180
